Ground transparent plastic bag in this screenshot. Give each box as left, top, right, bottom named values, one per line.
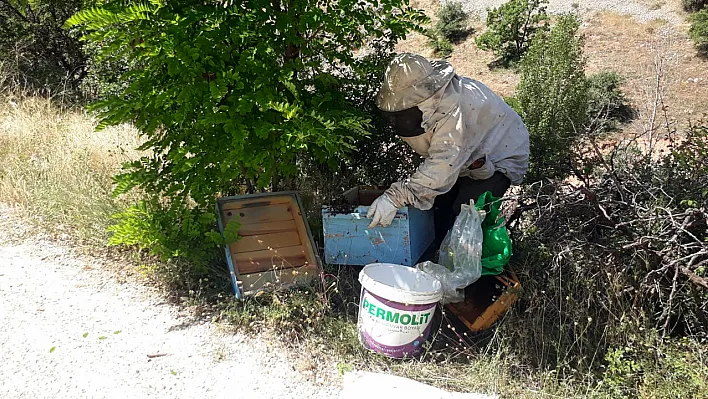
left=417, top=202, right=484, bottom=304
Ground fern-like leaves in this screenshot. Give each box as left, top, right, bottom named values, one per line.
left=65, top=3, right=157, bottom=31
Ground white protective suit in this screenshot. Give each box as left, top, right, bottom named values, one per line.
left=376, top=54, right=529, bottom=212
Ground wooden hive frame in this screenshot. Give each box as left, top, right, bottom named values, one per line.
left=216, top=192, right=321, bottom=299
left=445, top=270, right=522, bottom=332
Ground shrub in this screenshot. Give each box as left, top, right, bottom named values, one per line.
left=689, top=8, right=708, bottom=56
left=516, top=14, right=588, bottom=182
left=426, top=30, right=455, bottom=58
left=435, top=1, right=470, bottom=43
left=505, top=120, right=708, bottom=378
left=297, top=48, right=421, bottom=233
left=0, top=1, right=90, bottom=99
left=682, top=0, right=707, bottom=12
left=586, top=71, right=634, bottom=133
left=603, top=337, right=708, bottom=398
left=79, top=42, right=141, bottom=101
left=67, top=1, right=425, bottom=270
left=475, top=0, right=549, bottom=65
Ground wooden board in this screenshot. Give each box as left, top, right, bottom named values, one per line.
left=230, top=232, right=301, bottom=253
left=343, top=186, right=385, bottom=206
left=289, top=199, right=319, bottom=269
left=445, top=272, right=521, bottom=332
left=222, top=203, right=294, bottom=226
left=221, top=196, right=292, bottom=211
left=237, top=220, right=298, bottom=236
left=232, top=245, right=308, bottom=275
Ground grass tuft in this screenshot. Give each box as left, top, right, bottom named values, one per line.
left=0, top=94, right=142, bottom=244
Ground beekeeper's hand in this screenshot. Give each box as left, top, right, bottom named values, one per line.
left=367, top=194, right=399, bottom=229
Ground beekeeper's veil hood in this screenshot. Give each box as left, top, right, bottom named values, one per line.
left=376, top=53, right=455, bottom=112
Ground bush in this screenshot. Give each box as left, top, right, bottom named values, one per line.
left=79, top=42, right=141, bottom=101
left=475, top=0, right=549, bottom=65
left=586, top=71, right=634, bottom=133
left=603, top=337, right=708, bottom=398
left=0, top=1, right=90, bottom=99
left=682, top=0, right=707, bottom=12
left=516, top=14, right=588, bottom=182
left=504, top=120, right=708, bottom=378
left=435, top=1, right=470, bottom=43
left=426, top=30, right=455, bottom=58
left=67, top=1, right=426, bottom=270
left=689, top=8, right=708, bottom=56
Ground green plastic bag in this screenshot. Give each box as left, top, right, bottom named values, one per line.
left=475, top=191, right=512, bottom=276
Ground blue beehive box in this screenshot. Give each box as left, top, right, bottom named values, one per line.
left=322, top=186, right=435, bottom=267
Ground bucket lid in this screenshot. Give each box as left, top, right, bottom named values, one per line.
left=359, top=263, right=442, bottom=305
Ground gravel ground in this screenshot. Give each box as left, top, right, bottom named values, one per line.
left=453, top=0, right=684, bottom=24
left=0, top=212, right=339, bottom=399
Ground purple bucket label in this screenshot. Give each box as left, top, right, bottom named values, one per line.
left=358, top=289, right=437, bottom=358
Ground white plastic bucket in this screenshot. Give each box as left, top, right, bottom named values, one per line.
left=357, top=263, right=443, bottom=358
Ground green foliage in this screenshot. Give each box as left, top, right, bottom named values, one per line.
left=682, top=0, right=707, bottom=12
left=426, top=30, right=454, bottom=58
left=69, top=1, right=425, bottom=269
left=689, top=8, right=708, bottom=56
left=516, top=14, right=587, bottom=182
left=586, top=71, right=634, bottom=133
left=661, top=121, right=708, bottom=209
left=603, top=337, right=708, bottom=398
left=424, top=1, right=468, bottom=57
left=435, top=1, right=469, bottom=43
left=107, top=199, right=220, bottom=271
left=79, top=38, right=142, bottom=101
left=475, top=0, right=549, bottom=65
left=0, top=0, right=92, bottom=97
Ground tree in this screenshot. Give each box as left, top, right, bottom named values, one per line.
left=475, top=0, right=548, bottom=65
left=0, top=0, right=91, bottom=97
left=515, top=14, right=588, bottom=182
left=67, top=1, right=425, bottom=267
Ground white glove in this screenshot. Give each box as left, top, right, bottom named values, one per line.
left=367, top=194, right=399, bottom=229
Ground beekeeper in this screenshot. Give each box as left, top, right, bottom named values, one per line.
left=367, top=53, right=530, bottom=249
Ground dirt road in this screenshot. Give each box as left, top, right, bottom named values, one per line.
left=0, top=217, right=338, bottom=399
